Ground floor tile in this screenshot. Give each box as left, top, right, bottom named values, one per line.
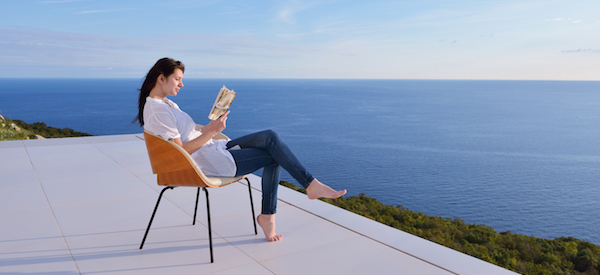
left=22, top=137, right=89, bottom=147
left=0, top=184, right=49, bottom=215
left=25, top=143, right=98, bottom=157
left=42, top=175, right=157, bottom=208
left=0, top=139, right=24, bottom=148
left=84, top=134, right=143, bottom=144
left=137, top=174, right=159, bottom=189
left=34, top=161, right=133, bottom=186
left=166, top=181, right=263, bottom=221
left=0, top=208, right=64, bottom=252
left=26, top=145, right=114, bottom=171
left=218, top=205, right=358, bottom=262
left=116, top=159, right=153, bottom=177
left=209, top=262, right=274, bottom=275
left=0, top=251, right=79, bottom=275
left=261, top=236, right=454, bottom=275
left=30, top=153, right=118, bottom=173
left=0, top=209, right=79, bottom=274
left=0, top=169, right=41, bottom=188
left=52, top=196, right=191, bottom=238
left=0, top=147, right=33, bottom=173
left=369, top=227, right=505, bottom=275
left=65, top=228, right=256, bottom=274
left=292, top=198, right=391, bottom=236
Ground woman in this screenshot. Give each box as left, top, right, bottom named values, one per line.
left=134, top=58, right=346, bottom=242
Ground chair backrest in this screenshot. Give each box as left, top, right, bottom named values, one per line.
left=143, top=130, right=211, bottom=187
left=145, top=130, right=243, bottom=189
left=143, top=125, right=243, bottom=188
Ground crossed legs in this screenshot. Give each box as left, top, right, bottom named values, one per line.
left=228, top=130, right=346, bottom=241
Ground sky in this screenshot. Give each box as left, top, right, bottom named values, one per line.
left=0, top=0, right=599, bottom=80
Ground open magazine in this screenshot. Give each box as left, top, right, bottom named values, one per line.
left=208, top=85, right=236, bottom=120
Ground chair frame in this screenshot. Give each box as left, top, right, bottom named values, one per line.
left=139, top=129, right=257, bottom=263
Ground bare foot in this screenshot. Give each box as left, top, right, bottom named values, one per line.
left=306, top=179, right=347, bottom=200
left=257, top=214, right=283, bottom=242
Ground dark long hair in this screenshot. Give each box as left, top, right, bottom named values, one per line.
left=132, top=57, right=185, bottom=126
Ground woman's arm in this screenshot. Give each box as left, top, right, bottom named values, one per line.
left=169, top=111, right=229, bottom=154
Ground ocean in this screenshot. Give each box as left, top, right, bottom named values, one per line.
left=1, top=78, right=599, bottom=245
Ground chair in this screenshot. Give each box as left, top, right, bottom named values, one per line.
left=139, top=126, right=257, bottom=263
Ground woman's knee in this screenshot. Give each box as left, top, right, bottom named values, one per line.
left=260, top=129, right=280, bottom=141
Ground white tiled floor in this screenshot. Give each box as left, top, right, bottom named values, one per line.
left=0, top=134, right=520, bottom=275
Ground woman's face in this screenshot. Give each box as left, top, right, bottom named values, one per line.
left=162, top=68, right=184, bottom=96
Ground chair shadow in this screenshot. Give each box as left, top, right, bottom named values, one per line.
left=0, top=225, right=263, bottom=269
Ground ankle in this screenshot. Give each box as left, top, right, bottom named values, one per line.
left=259, top=214, right=275, bottom=221
left=306, top=179, right=320, bottom=190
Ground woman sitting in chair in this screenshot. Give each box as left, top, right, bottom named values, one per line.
left=134, top=57, right=347, bottom=242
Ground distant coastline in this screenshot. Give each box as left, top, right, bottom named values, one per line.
left=0, top=115, right=93, bottom=140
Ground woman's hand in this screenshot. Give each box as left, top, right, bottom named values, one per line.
left=202, top=111, right=229, bottom=138
left=174, top=111, right=230, bottom=155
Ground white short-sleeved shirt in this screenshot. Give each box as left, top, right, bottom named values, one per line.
left=143, top=97, right=237, bottom=177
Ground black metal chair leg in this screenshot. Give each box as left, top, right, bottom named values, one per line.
left=203, top=187, right=214, bottom=263
left=140, top=186, right=174, bottom=249
left=193, top=187, right=200, bottom=225
left=141, top=180, right=256, bottom=263
left=245, top=178, right=258, bottom=235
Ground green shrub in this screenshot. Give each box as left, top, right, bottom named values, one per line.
left=0, top=117, right=93, bottom=140
left=12, top=120, right=92, bottom=138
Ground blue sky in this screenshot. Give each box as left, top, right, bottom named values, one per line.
left=1, top=0, right=599, bottom=79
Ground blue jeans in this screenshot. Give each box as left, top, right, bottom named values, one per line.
left=226, top=130, right=315, bottom=214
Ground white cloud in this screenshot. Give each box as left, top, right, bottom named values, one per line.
left=562, top=49, right=600, bottom=53
left=0, top=27, right=162, bottom=69
left=275, top=0, right=324, bottom=24
left=545, top=17, right=584, bottom=24
left=75, top=8, right=137, bottom=15
left=278, top=8, right=295, bottom=23
left=0, top=27, right=333, bottom=78
left=76, top=10, right=111, bottom=14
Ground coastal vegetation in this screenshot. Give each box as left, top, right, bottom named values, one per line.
left=0, top=115, right=93, bottom=140
left=280, top=181, right=600, bottom=275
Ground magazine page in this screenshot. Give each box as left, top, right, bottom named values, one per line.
left=208, top=85, right=236, bottom=120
